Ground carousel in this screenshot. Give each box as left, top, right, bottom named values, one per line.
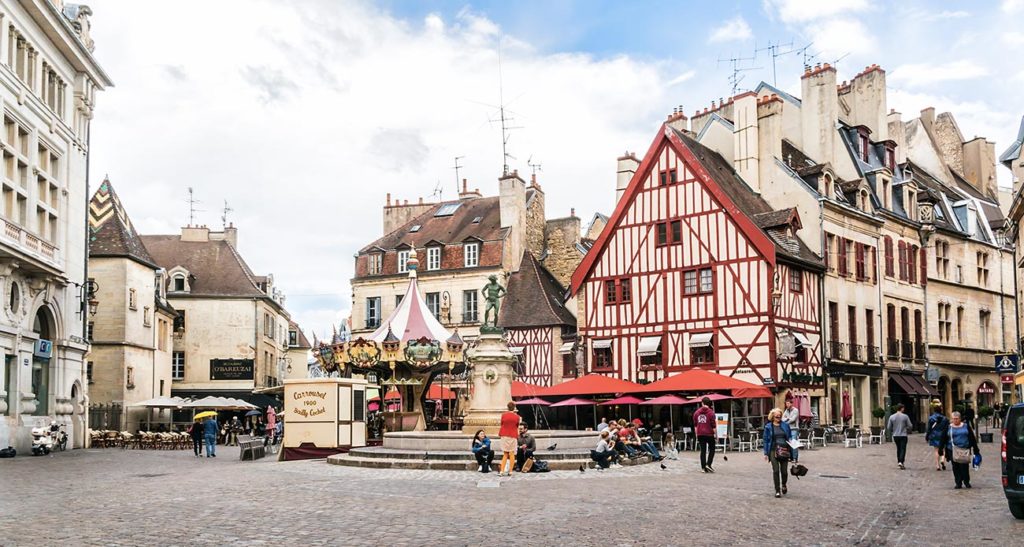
left=311, top=250, right=468, bottom=433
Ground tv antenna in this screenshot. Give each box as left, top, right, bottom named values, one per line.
left=717, top=53, right=760, bottom=95
left=220, top=199, right=233, bottom=229
left=431, top=180, right=444, bottom=201
left=186, top=187, right=203, bottom=226
left=527, top=155, right=542, bottom=178
left=755, top=39, right=795, bottom=86
left=796, top=42, right=816, bottom=71
left=491, top=39, right=523, bottom=176
left=452, top=156, right=464, bottom=195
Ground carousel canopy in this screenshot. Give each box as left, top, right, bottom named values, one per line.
left=369, top=269, right=451, bottom=344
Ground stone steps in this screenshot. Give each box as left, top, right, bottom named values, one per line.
left=328, top=448, right=653, bottom=471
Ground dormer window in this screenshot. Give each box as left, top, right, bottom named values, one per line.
left=905, top=187, right=918, bottom=221
left=884, top=143, right=896, bottom=171
left=822, top=173, right=834, bottom=199
left=426, top=246, right=441, bottom=271
left=879, top=175, right=892, bottom=210
left=857, top=126, right=871, bottom=162
left=173, top=276, right=185, bottom=291
left=367, top=253, right=382, bottom=275
left=398, top=250, right=410, bottom=273
left=859, top=189, right=869, bottom=211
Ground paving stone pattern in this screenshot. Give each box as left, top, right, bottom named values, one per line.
left=0, top=439, right=1020, bottom=545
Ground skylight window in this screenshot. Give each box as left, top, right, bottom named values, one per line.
left=472, top=216, right=482, bottom=224
left=434, top=203, right=461, bottom=217
left=409, top=225, right=421, bottom=233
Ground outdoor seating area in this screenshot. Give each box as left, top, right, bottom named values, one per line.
left=89, top=430, right=194, bottom=450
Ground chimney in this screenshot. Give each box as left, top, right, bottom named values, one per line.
left=499, top=170, right=528, bottom=271
left=732, top=92, right=760, bottom=191
left=616, top=152, right=639, bottom=204
left=920, top=107, right=935, bottom=134
left=757, top=94, right=784, bottom=191
left=887, top=109, right=906, bottom=164
left=382, top=194, right=434, bottom=234
left=458, top=179, right=482, bottom=200
left=180, top=225, right=210, bottom=242
left=666, top=105, right=688, bottom=133
left=222, top=224, right=238, bottom=248
left=800, top=63, right=838, bottom=164
left=962, top=137, right=997, bottom=200
left=847, top=64, right=888, bottom=140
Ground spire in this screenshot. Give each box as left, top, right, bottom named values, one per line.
left=88, top=178, right=158, bottom=268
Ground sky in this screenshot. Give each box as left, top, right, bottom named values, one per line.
left=84, top=0, right=1024, bottom=340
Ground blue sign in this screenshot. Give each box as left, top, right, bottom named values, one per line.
left=995, top=353, right=1019, bottom=374
left=33, top=339, right=52, bottom=359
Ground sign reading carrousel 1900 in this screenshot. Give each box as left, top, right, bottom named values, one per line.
left=210, top=359, right=255, bottom=380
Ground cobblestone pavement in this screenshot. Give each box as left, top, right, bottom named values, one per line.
left=0, top=438, right=1020, bottom=546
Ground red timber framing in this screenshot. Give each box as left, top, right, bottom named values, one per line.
left=570, top=125, right=821, bottom=386
left=506, top=327, right=555, bottom=386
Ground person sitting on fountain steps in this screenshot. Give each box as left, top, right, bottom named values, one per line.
left=515, top=423, right=536, bottom=472
left=471, top=430, right=494, bottom=473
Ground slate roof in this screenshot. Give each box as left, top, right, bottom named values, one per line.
left=498, top=251, right=576, bottom=328
left=88, top=179, right=158, bottom=268
left=139, top=235, right=268, bottom=298
left=672, top=128, right=823, bottom=268
left=1000, top=116, right=1024, bottom=165
left=289, top=320, right=312, bottom=349
left=358, top=193, right=529, bottom=254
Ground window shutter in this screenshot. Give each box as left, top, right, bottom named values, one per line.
left=897, top=241, right=906, bottom=280
left=908, top=245, right=917, bottom=284
left=920, top=247, right=927, bottom=286
left=823, top=235, right=830, bottom=270
left=884, top=237, right=894, bottom=277
left=869, top=246, right=878, bottom=283
left=855, top=243, right=865, bottom=280
left=838, top=238, right=848, bottom=276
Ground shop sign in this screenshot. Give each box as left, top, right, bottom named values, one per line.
left=210, top=359, right=254, bottom=380
left=1002, top=374, right=1015, bottom=384
left=762, top=377, right=775, bottom=386
left=977, top=383, right=996, bottom=395
left=291, top=389, right=328, bottom=419
left=995, top=353, right=1019, bottom=374
left=715, top=413, right=730, bottom=438
left=925, top=367, right=940, bottom=383
left=33, top=339, right=52, bottom=359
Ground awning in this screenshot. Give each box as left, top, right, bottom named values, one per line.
left=688, top=333, right=713, bottom=348
left=793, top=332, right=811, bottom=347
left=889, top=372, right=938, bottom=397
left=889, top=373, right=918, bottom=396
left=592, top=340, right=612, bottom=349
left=637, top=336, right=662, bottom=357
left=509, top=346, right=525, bottom=355
left=558, top=342, right=575, bottom=354
left=633, top=368, right=772, bottom=398
left=533, top=374, right=641, bottom=397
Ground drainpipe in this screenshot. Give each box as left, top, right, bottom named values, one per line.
left=920, top=226, right=933, bottom=430
left=1014, top=244, right=1022, bottom=405
left=818, top=199, right=830, bottom=421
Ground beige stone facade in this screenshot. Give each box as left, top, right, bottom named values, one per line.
left=0, top=0, right=111, bottom=451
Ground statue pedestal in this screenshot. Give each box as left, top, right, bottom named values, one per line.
left=461, top=332, right=514, bottom=436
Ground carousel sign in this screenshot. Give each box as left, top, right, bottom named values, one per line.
left=404, top=337, right=442, bottom=370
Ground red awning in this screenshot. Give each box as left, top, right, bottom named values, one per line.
left=633, top=369, right=772, bottom=398
left=512, top=381, right=544, bottom=398
left=534, top=374, right=642, bottom=397
left=426, top=384, right=456, bottom=400
left=639, top=394, right=690, bottom=406
left=599, top=395, right=645, bottom=406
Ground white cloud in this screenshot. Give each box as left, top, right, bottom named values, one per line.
left=805, top=18, right=876, bottom=59
left=708, top=16, right=752, bottom=43
left=890, top=60, right=990, bottom=86
left=1003, top=0, right=1024, bottom=13
left=86, top=0, right=677, bottom=336
left=1003, top=31, right=1024, bottom=46
left=929, top=10, right=970, bottom=19
left=667, top=70, right=696, bottom=86
left=763, top=0, right=869, bottom=23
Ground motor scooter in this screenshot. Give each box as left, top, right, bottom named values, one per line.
left=31, top=427, right=53, bottom=456
left=49, top=421, right=67, bottom=452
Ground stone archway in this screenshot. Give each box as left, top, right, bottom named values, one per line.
left=70, top=380, right=87, bottom=448
left=950, top=378, right=964, bottom=411
left=28, top=306, right=58, bottom=416
left=937, top=376, right=951, bottom=413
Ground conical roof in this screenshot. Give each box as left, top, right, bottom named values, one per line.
left=369, top=266, right=451, bottom=343
left=88, top=178, right=157, bottom=268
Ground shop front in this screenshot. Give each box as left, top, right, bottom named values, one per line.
left=886, top=370, right=937, bottom=428
left=825, top=363, right=882, bottom=427
left=976, top=381, right=998, bottom=409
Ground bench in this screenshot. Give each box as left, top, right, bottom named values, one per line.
left=238, top=436, right=266, bottom=461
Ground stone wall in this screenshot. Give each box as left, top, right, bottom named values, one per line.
left=543, top=216, right=582, bottom=288
left=932, top=112, right=965, bottom=175
left=526, top=182, right=546, bottom=255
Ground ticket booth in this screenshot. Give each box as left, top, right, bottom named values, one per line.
left=283, top=377, right=367, bottom=460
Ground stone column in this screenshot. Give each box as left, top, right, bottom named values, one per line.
left=461, top=332, right=514, bottom=436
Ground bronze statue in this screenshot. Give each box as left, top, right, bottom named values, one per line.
left=481, top=274, right=506, bottom=328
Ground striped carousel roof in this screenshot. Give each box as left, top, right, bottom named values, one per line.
left=369, top=252, right=452, bottom=344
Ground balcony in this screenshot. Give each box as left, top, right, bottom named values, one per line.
left=848, top=344, right=862, bottom=362
left=828, top=340, right=845, bottom=361
left=914, top=341, right=926, bottom=362
left=901, top=340, right=914, bottom=361
left=867, top=346, right=879, bottom=363
left=0, top=218, right=60, bottom=270
left=887, top=339, right=900, bottom=360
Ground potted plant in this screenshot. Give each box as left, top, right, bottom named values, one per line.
left=871, top=406, right=886, bottom=432
left=978, top=405, right=994, bottom=443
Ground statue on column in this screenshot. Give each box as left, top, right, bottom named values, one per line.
left=480, top=275, right=506, bottom=333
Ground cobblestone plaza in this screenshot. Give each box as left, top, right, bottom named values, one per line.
left=1, top=440, right=1019, bottom=545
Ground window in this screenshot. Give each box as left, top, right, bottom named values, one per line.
left=837, top=238, right=848, bottom=277
left=128, top=288, right=137, bottom=310
left=824, top=234, right=832, bottom=271
left=639, top=335, right=663, bottom=370
left=897, top=240, right=907, bottom=281
left=619, top=278, right=631, bottom=303
left=367, top=253, right=382, bottom=275
left=353, top=390, right=365, bottom=422
left=900, top=307, right=910, bottom=352
left=172, top=351, right=185, bottom=380
left=605, top=280, right=617, bottom=303
left=957, top=306, right=964, bottom=344
left=264, top=312, right=274, bottom=337
left=288, top=330, right=298, bottom=347
left=848, top=305, right=857, bottom=347
left=658, top=169, right=677, bottom=186
left=426, top=246, right=441, bottom=271
left=126, top=366, right=135, bottom=389
left=980, top=310, right=991, bottom=348
left=172, top=275, right=186, bottom=292
left=592, top=342, right=613, bottom=371
left=865, top=309, right=875, bottom=360
left=884, top=236, right=894, bottom=277
left=689, top=333, right=714, bottom=365
left=365, top=297, right=381, bottom=329
left=86, top=321, right=94, bottom=341
left=655, top=220, right=682, bottom=246
left=789, top=269, right=803, bottom=293
left=914, top=309, right=923, bottom=348
left=656, top=222, right=668, bottom=246
left=143, top=306, right=151, bottom=327
left=397, top=250, right=410, bottom=273
left=395, top=294, right=404, bottom=308
left=671, top=220, right=682, bottom=243
left=699, top=268, right=713, bottom=293
left=935, top=241, right=949, bottom=279
left=462, top=290, right=478, bottom=323
left=829, top=301, right=840, bottom=353
left=425, top=292, right=440, bottom=319
left=86, top=361, right=93, bottom=384
left=604, top=279, right=631, bottom=304
left=684, top=270, right=698, bottom=295
left=977, top=252, right=989, bottom=287
left=885, top=147, right=896, bottom=171
left=434, top=203, right=461, bottom=216
left=855, top=242, right=866, bottom=280
left=869, top=246, right=878, bottom=283
left=919, top=247, right=927, bottom=286
left=562, top=352, right=576, bottom=377
left=409, top=224, right=421, bottom=233
left=908, top=245, right=918, bottom=284
left=859, top=132, right=870, bottom=162
left=464, top=242, right=479, bottom=267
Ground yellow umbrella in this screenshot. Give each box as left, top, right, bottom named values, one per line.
left=194, top=410, right=217, bottom=420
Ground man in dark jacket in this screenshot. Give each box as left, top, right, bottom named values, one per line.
left=189, top=420, right=203, bottom=457
left=693, top=397, right=718, bottom=473
left=202, top=417, right=218, bottom=458
left=515, top=424, right=536, bottom=471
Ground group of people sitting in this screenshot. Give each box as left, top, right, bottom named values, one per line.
left=591, top=418, right=663, bottom=469
left=471, top=423, right=537, bottom=474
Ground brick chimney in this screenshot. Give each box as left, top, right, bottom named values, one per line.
left=757, top=94, right=784, bottom=190
left=666, top=105, right=688, bottom=133
left=800, top=63, right=838, bottom=164
left=382, top=194, right=434, bottom=235
left=458, top=179, right=483, bottom=200
left=732, top=92, right=760, bottom=191
left=616, top=152, right=639, bottom=204
left=499, top=170, right=528, bottom=271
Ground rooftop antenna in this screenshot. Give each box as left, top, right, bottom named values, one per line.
left=831, top=52, right=851, bottom=71
left=717, top=52, right=760, bottom=95
left=220, top=199, right=233, bottom=229
left=431, top=180, right=444, bottom=201
left=755, top=39, right=795, bottom=87
left=186, top=187, right=203, bottom=227
left=491, top=38, right=522, bottom=176
left=452, top=155, right=464, bottom=196
left=527, top=155, right=543, bottom=178
left=797, top=42, right=816, bottom=71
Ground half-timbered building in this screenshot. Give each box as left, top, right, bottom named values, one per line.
left=570, top=126, right=823, bottom=400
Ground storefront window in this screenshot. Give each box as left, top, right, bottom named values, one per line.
left=3, top=355, right=13, bottom=414
left=31, top=359, right=48, bottom=415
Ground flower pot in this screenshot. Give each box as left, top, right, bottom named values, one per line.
left=980, top=432, right=994, bottom=443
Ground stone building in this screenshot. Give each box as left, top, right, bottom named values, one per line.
left=139, top=225, right=297, bottom=408
left=0, top=0, right=111, bottom=451
left=86, top=179, right=175, bottom=432
left=999, top=115, right=1024, bottom=400
left=350, top=173, right=589, bottom=386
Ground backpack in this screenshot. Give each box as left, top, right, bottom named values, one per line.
left=531, top=460, right=550, bottom=473
left=0, top=446, right=16, bottom=458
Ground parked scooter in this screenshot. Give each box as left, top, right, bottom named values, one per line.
left=49, top=421, right=67, bottom=452
left=31, top=427, right=53, bottom=456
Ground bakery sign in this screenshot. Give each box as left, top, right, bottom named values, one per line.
left=210, top=359, right=254, bottom=380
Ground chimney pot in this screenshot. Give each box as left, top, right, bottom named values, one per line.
left=404, top=199, right=408, bottom=205
left=462, top=179, right=467, bottom=192
left=386, top=192, right=391, bottom=206
left=815, top=63, right=821, bottom=69
left=570, top=207, right=576, bottom=217
left=418, top=197, right=423, bottom=204
left=823, top=62, right=830, bottom=69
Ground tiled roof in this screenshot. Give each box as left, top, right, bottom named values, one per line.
left=139, top=235, right=267, bottom=298
left=88, top=179, right=158, bottom=268
left=498, top=252, right=575, bottom=328
left=359, top=194, right=521, bottom=254
left=289, top=320, right=312, bottom=349
left=1000, top=116, right=1024, bottom=165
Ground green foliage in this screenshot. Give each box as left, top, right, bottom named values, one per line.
left=872, top=407, right=887, bottom=419
left=978, top=405, right=994, bottom=419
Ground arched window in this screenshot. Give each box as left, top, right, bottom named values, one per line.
left=31, top=307, right=56, bottom=416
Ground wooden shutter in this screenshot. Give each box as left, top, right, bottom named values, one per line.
left=838, top=238, right=848, bottom=277
left=823, top=235, right=830, bottom=270
left=855, top=243, right=865, bottom=280
left=908, top=245, right=917, bottom=284
left=920, top=247, right=927, bottom=286
left=884, top=237, right=894, bottom=277
left=897, top=241, right=907, bottom=280
left=869, top=246, right=878, bottom=283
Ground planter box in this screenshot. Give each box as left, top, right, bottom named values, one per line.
left=980, top=432, right=994, bottom=443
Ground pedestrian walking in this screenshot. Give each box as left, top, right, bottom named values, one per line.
left=940, top=411, right=979, bottom=489
left=188, top=419, right=203, bottom=457
left=203, top=416, right=218, bottom=458
left=782, top=398, right=801, bottom=463
left=961, top=403, right=975, bottom=429
left=693, top=397, right=717, bottom=473
left=887, top=403, right=912, bottom=469
left=498, top=401, right=520, bottom=476
left=471, top=430, right=494, bottom=473
left=763, top=408, right=793, bottom=498
left=926, top=406, right=948, bottom=471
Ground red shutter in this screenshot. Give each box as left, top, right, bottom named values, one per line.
left=908, top=245, right=917, bottom=284
left=869, top=247, right=878, bottom=283
left=823, top=235, right=830, bottom=270
left=838, top=238, right=848, bottom=276
left=897, top=241, right=907, bottom=280
left=855, top=243, right=865, bottom=280
left=884, top=237, right=894, bottom=277
left=920, top=247, right=927, bottom=286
